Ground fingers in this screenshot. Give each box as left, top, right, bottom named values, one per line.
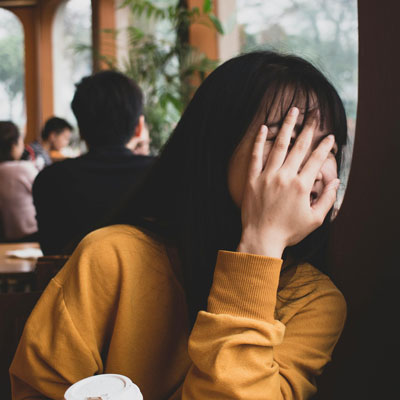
left=247, top=125, right=268, bottom=180
left=283, top=116, right=317, bottom=173
left=312, top=178, right=340, bottom=217
left=264, top=107, right=299, bottom=172
left=299, top=134, right=335, bottom=186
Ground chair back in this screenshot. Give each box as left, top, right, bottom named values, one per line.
left=0, top=291, right=42, bottom=399
left=34, top=255, right=69, bottom=291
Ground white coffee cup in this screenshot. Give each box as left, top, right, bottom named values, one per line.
left=64, top=374, right=143, bottom=400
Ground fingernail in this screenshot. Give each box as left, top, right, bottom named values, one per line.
left=333, top=179, right=340, bottom=189
left=289, top=107, right=298, bottom=116
left=261, top=125, right=268, bottom=134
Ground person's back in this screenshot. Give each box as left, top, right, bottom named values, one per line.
left=32, top=71, right=154, bottom=254
left=33, top=148, right=153, bottom=254
left=0, top=122, right=38, bottom=241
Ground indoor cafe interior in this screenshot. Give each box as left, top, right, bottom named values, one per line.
left=0, top=0, right=398, bottom=399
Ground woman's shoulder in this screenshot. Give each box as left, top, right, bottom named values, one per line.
left=55, top=224, right=172, bottom=286
left=0, top=160, right=36, bottom=171
left=0, top=160, right=38, bottom=180
left=80, top=224, right=163, bottom=251
left=280, top=261, right=341, bottom=292
left=277, top=262, right=346, bottom=320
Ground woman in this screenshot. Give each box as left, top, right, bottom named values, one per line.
left=0, top=121, right=38, bottom=241
left=10, top=51, right=347, bottom=399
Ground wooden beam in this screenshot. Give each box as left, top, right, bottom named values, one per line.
left=0, top=1, right=37, bottom=7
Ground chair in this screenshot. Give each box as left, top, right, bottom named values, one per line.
left=0, top=291, right=42, bottom=399
left=33, top=255, right=69, bottom=291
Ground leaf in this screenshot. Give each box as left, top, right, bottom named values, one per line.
left=118, top=0, right=132, bottom=9
left=209, top=14, right=224, bottom=34
left=146, top=6, right=153, bottom=18
left=159, top=92, right=168, bottom=109
left=203, top=0, right=212, bottom=13
left=165, top=92, right=183, bottom=112
left=84, top=0, right=225, bottom=151
left=190, top=7, right=200, bottom=17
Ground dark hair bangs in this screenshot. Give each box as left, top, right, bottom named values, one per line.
left=256, top=66, right=348, bottom=175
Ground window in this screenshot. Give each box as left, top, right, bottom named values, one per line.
left=236, top=0, right=358, bottom=214
left=0, top=9, right=25, bottom=133
left=52, top=0, right=92, bottom=150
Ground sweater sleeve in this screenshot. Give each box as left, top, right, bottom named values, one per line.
left=182, top=251, right=346, bottom=399
left=9, top=232, right=124, bottom=400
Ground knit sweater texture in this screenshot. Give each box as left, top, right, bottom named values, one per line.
left=10, top=224, right=346, bottom=399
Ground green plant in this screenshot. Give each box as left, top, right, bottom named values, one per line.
left=101, top=0, right=224, bottom=152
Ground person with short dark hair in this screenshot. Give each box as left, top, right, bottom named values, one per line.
left=32, top=70, right=154, bottom=255
left=71, top=70, right=144, bottom=149
left=126, top=121, right=151, bottom=155
left=23, top=117, right=73, bottom=169
left=0, top=121, right=38, bottom=241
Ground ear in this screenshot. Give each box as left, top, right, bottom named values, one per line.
left=134, top=115, right=145, bottom=138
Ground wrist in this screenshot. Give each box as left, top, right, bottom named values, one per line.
left=237, top=231, right=285, bottom=259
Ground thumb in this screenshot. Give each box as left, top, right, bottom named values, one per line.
left=312, top=179, right=340, bottom=218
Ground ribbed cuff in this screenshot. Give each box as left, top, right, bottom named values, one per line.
left=207, top=250, right=282, bottom=323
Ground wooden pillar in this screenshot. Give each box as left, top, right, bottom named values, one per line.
left=187, top=0, right=218, bottom=61
left=3, top=0, right=63, bottom=143
left=3, top=0, right=118, bottom=142
left=3, top=6, right=40, bottom=142
left=91, top=0, right=116, bottom=72
left=37, top=0, right=62, bottom=127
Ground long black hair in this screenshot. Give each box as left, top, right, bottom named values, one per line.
left=117, top=51, right=348, bottom=325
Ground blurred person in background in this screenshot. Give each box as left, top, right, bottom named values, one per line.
left=0, top=121, right=38, bottom=242
left=32, top=70, right=155, bottom=255
left=22, top=117, right=73, bottom=170
left=127, top=121, right=151, bottom=155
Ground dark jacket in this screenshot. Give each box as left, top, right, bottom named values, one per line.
left=33, top=145, right=155, bottom=255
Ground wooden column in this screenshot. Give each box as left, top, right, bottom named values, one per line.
left=187, top=0, right=218, bottom=61
left=37, top=0, right=62, bottom=126
left=91, top=0, right=116, bottom=72
left=4, top=0, right=63, bottom=142
left=3, top=6, right=40, bottom=142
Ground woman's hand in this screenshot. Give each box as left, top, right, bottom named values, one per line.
left=237, top=107, right=340, bottom=258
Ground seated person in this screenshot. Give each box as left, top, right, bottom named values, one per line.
left=32, top=70, right=154, bottom=255
left=0, top=121, right=38, bottom=241
left=11, top=51, right=347, bottom=399
left=23, top=117, right=72, bottom=170
left=127, top=121, right=151, bottom=155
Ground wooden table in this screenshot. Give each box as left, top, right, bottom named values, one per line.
left=0, top=243, right=40, bottom=291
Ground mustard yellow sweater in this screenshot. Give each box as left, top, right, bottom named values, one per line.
left=10, top=225, right=346, bottom=399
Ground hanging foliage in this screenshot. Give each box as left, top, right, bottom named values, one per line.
left=100, top=0, right=224, bottom=151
